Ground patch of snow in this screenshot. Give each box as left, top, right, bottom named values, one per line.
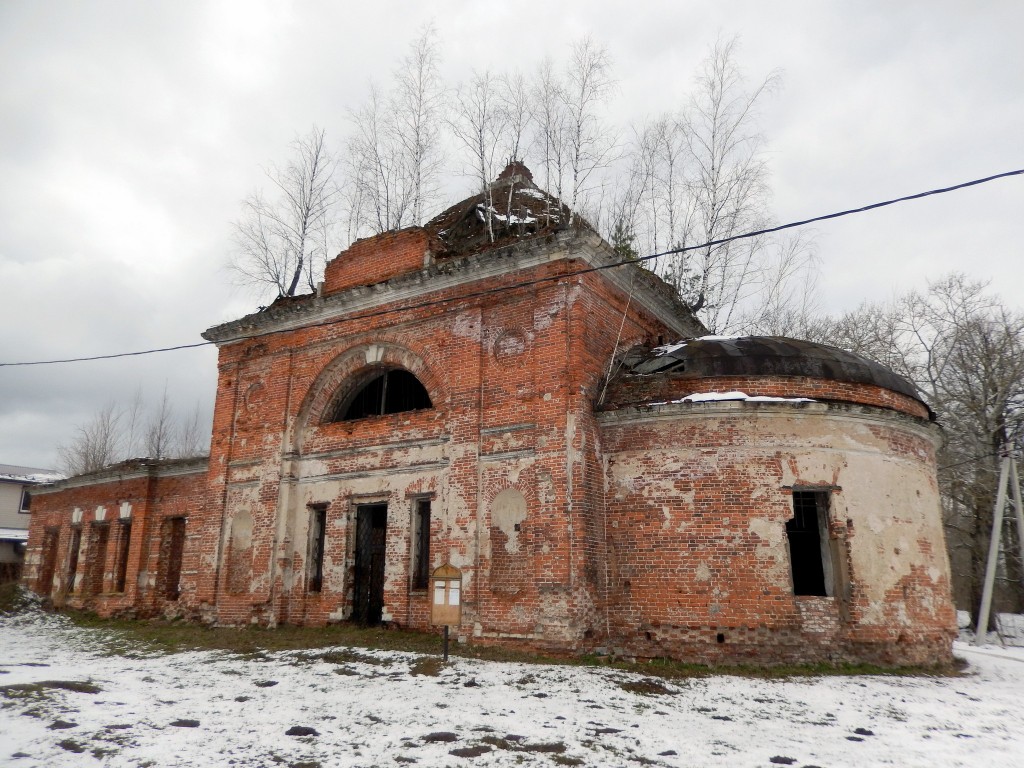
left=652, top=341, right=687, bottom=356
left=1, top=609, right=1023, bottom=767
left=696, top=335, right=746, bottom=341
left=0, top=471, right=64, bottom=484
left=0, top=527, right=29, bottom=540
left=519, top=188, right=547, bottom=199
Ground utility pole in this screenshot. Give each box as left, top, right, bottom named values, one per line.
left=974, top=450, right=1024, bottom=644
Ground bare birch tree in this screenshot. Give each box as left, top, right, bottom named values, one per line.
left=393, top=24, right=445, bottom=225
left=231, top=126, right=340, bottom=299
left=347, top=85, right=414, bottom=234
left=562, top=37, right=617, bottom=221
left=57, top=401, right=123, bottom=475
left=449, top=70, right=505, bottom=241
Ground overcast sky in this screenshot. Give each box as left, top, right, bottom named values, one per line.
left=2, top=0, right=1022, bottom=470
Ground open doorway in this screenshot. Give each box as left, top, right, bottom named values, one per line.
left=352, top=503, right=388, bottom=624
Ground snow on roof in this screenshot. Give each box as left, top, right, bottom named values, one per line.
left=0, top=527, right=29, bottom=541
left=648, top=391, right=816, bottom=406
left=0, top=464, right=64, bottom=484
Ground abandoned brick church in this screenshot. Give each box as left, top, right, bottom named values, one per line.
left=25, top=165, right=957, bottom=665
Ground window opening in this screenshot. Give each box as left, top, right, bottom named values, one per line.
left=159, top=517, right=187, bottom=601
left=330, top=368, right=432, bottom=422
left=114, top=520, right=132, bottom=593
left=38, top=529, right=59, bottom=596
left=411, top=498, right=431, bottom=590
left=84, top=523, right=110, bottom=595
left=307, top=504, right=327, bottom=593
left=19, top=490, right=31, bottom=513
left=66, top=527, right=82, bottom=593
left=786, top=491, right=833, bottom=597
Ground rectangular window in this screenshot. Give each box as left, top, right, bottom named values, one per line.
left=159, top=517, right=187, bottom=601
left=786, top=491, right=834, bottom=597
left=307, top=504, right=327, bottom=593
left=66, top=527, right=82, bottom=593
left=84, top=523, right=110, bottom=595
left=114, top=520, right=132, bottom=593
left=411, top=498, right=431, bottom=590
left=38, top=528, right=60, bottom=596
left=19, top=490, right=31, bottom=513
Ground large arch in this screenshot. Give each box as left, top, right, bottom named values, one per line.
left=291, top=342, right=445, bottom=454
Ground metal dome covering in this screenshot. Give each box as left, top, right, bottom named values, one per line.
left=628, top=336, right=923, bottom=403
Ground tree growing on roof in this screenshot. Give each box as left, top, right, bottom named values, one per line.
left=345, top=25, right=445, bottom=236
left=230, top=126, right=340, bottom=299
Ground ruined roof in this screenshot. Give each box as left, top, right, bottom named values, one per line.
left=622, top=336, right=924, bottom=403
left=423, top=161, right=589, bottom=260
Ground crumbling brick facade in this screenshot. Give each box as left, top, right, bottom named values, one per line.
left=24, top=169, right=957, bottom=665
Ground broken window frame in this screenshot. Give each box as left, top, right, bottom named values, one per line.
left=325, top=366, right=432, bottom=423
left=19, top=489, right=31, bottom=513
left=786, top=490, right=836, bottom=598
left=410, top=497, right=432, bottom=590
left=307, top=503, right=328, bottom=593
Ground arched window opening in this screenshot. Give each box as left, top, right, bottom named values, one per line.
left=328, top=368, right=432, bottom=422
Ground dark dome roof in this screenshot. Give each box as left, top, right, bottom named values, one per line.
left=626, top=336, right=922, bottom=402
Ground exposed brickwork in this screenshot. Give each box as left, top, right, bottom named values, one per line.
left=23, top=177, right=957, bottom=666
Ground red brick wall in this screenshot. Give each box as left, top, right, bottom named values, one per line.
left=25, top=466, right=207, bottom=619
left=597, top=403, right=956, bottom=665
left=322, top=228, right=438, bottom=295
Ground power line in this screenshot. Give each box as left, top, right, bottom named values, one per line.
left=2, top=167, right=1022, bottom=368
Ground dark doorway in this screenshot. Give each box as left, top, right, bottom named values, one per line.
left=352, top=504, right=388, bottom=624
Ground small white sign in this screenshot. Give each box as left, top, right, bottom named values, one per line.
left=449, top=582, right=460, bottom=606
left=433, top=581, right=446, bottom=605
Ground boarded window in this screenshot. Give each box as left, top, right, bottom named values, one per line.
left=66, top=527, right=82, bottom=593
left=328, top=368, right=432, bottom=422
left=786, top=491, right=833, bottom=597
left=411, top=498, right=431, bottom=590
left=158, top=517, right=187, bottom=601
left=307, top=504, right=327, bottom=593
left=114, top=520, right=132, bottom=593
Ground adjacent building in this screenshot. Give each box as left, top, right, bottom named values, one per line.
left=1, top=464, right=62, bottom=582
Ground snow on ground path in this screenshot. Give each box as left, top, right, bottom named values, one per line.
left=1, top=612, right=1022, bottom=768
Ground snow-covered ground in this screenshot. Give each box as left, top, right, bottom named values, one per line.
left=2, top=609, right=1023, bottom=768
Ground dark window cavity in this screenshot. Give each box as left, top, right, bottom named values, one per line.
left=411, top=498, right=431, bottom=590
left=84, top=523, right=110, bottom=595
left=786, top=491, right=834, bottom=597
left=159, top=517, right=187, bottom=601
left=38, top=528, right=60, bottom=595
left=19, top=490, right=31, bottom=513
left=114, top=520, right=132, bottom=593
left=328, top=368, right=432, bottom=422
left=66, top=527, right=82, bottom=593
left=307, top=504, right=327, bottom=593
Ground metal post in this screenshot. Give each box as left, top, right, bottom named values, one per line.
left=443, top=624, right=449, bottom=662
left=975, top=454, right=1011, bottom=644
